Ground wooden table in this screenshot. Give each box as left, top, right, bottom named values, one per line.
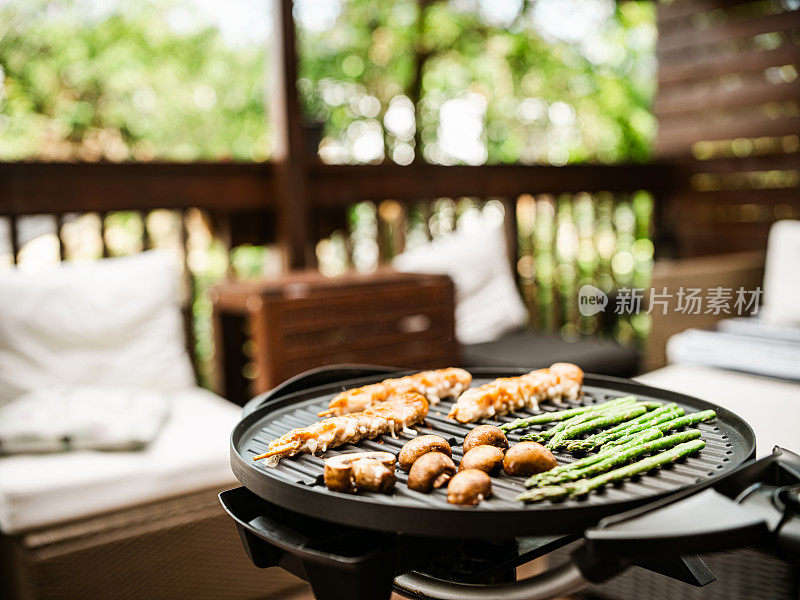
left=636, top=364, right=800, bottom=457
left=209, top=269, right=457, bottom=405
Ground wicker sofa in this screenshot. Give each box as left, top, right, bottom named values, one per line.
left=0, top=485, right=303, bottom=600
left=0, top=253, right=304, bottom=599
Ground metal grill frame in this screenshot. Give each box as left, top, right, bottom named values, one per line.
left=231, top=368, right=756, bottom=538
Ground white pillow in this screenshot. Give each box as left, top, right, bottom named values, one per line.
left=0, top=385, right=170, bottom=454
left=393, top=225, right=528, bottom=344
left=0, top=251, right=195, bottom=406
left=762, top=219, right=800, bottom=326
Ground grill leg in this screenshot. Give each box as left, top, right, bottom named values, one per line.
left=305, top=559, right=396, bottom=600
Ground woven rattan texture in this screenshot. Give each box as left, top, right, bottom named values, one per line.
left=1, top=486, right=305, bottom=600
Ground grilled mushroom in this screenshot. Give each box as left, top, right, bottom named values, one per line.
left=324, top=451, right=396, bottom=493
left=462, top=425, right=509, bottom=455
left=447, top=469, right=493, bottom=505
left=459, top=445, right=504, bottom=474
left=398, top=435, right=452, bottom=471
left=407, top=452, right=457, bottom=493
left=502, top=442, right=557, bottom=477
left=352, top=458, right=396, bottom=493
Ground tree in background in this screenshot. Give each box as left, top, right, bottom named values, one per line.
left=0, top=0, right=270, bottom=161
left=297, top=0, right=656, bottom=165
left=2, top=0, right=655, bottom=165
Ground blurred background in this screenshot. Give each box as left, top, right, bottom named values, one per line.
left=2, top=2, right=800, bottom=600
left=0, top=0, right=665, bottom=387
left=1, top=0, right=798, bottom=410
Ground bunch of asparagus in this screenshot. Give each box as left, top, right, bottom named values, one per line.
left=499, top=395, right=716, bottom=504
left=500, top=396, right=639, bottom=433
left=516, top=438, right=707, bottom=503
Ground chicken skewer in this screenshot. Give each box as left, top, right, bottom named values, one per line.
left=448, top=362, right=584, bottom=424
left=319, top=368, right=471, bottom=417
left=254, top=392, right=429, bottom=463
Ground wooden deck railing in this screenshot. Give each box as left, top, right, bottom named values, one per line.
left=0, top=160, right=673, bottom=256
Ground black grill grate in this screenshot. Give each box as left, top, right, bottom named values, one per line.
left=231, top=372, right=755, bottom=538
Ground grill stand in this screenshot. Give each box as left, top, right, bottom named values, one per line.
left=220, top=486, right=582, bottom=600
left=221, top=447, right=800, bottom=600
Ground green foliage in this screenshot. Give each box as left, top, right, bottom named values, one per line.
left=296, top=0, right=421, bottom=164
left=0, top=0, right=269, bottom=161
left=298, top=0, right=656, bottom=165
left=2, top=0, right=655, bottom=165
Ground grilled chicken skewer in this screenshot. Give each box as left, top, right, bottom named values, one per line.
left=254, top=392, right=429, bottom=463
left=448, top=362, right=584, bottom=424
left=319, top=368, right=471, bottom=417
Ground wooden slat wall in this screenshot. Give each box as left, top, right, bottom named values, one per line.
left=655, top=0, right=800, bottom=256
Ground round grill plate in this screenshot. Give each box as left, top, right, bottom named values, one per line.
left=231, top=370, right=755, bottom=538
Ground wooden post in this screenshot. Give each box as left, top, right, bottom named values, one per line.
left=56, top=213, right=66, bottom=260
left=409, top=0, right=433, bottom=161
left=9, top=214, right=19, bottom=265
left=502, top=196, right=519, bottom=277
left=271, top=0, right=312, bottom=269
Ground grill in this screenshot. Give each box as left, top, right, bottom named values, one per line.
left=231, top=367, right=754, bottom=537
left=221, top=366, right=800, bottom=600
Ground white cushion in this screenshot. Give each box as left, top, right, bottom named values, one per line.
left=0, top=387, right=240, bottom=534
left=0, top=386, right=170, bottom=454
left=393, top=225, right=528, bottom=344
left=0, top=251, right=195, bottom=406
left=762, top=219, right=800, bottom=325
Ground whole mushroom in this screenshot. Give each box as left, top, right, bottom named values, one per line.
left=502, top=442, right=558, bottom=477
left=462, top=425, right=509, bottom=455
left=447, top=469, right=493, bottom=505
left=324, top=451, right=396, bottom=493
left=398, top=435, right=452, bottom=472
left=407, top=452, right=457, bottom=493
left=459, top=445, right=504, bottom=474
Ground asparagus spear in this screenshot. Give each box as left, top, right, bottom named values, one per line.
left=500, top=396, right=638, bottom=432
left=570, top=438, right=707, bottom=496
left=516, top=438, right=706, bottom=503
left=521, top=412, right=599, bottom=443
left=564, top=406, right=684, bottom=453
left=613, top=426, right=666, bottom=448
left=591, top=402, right=679, bottom=439
left=546, top=405, right=649, bottom=450
left=524, top=427, right=664, bottom=487
left=603, top=408, right=683, bottom=452
left=521, top=399, right=641, bottom=443
left=534, top=428, right=667, bottom=486
left=589, top=409, right=712, bottom=453
left=656, top=410, right=716, bottom=433
left=535, top=429, right=702, bottom=486
left=524, top=407, right=619, bottom=444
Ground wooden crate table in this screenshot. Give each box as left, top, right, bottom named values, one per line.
left=210, top=269, right=457, bottom=405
